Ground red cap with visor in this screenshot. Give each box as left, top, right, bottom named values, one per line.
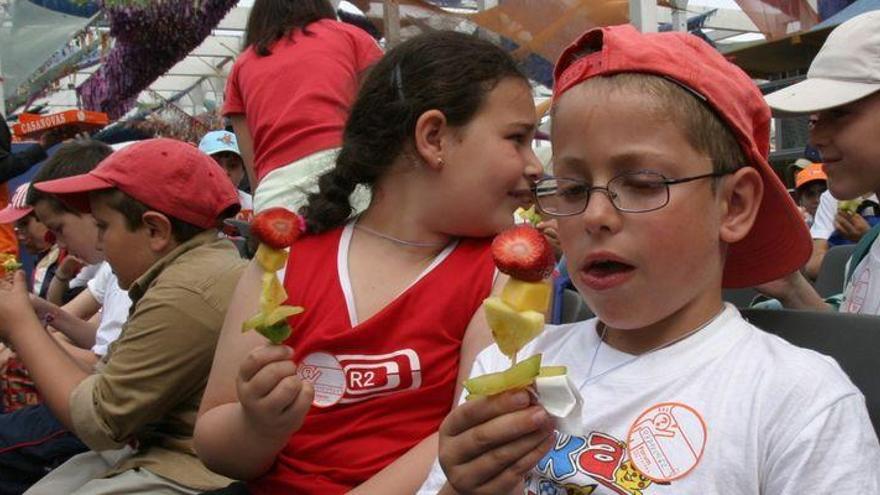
left=34, top=138, right=240, bottom=229
left=552, top=25, right=811, bottom=288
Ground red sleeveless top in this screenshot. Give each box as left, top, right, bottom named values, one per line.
left=249, top=225, right=495, bottom=494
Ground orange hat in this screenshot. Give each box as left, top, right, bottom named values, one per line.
left=553, top=25, right=812, bottom=288
left=35, top=138, right=240, bottom=229
left=795, top=163, right=827, bottom=189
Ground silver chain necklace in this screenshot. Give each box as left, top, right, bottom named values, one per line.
left=579, top=306, right=727, bottom=390
left=354, top=222, right=450, bottom=248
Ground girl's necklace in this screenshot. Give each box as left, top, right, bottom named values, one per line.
left=354, top=222, right=450, bottom=249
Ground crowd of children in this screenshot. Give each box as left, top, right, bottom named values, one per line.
left=0, top=1, right=878, bottom=494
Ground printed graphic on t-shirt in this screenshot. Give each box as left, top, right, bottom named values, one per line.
left=844, top=268, right=871, bottom=314
left=527, top=403, right=707, bottom=494
left=297, top=349, right=422, bottom=406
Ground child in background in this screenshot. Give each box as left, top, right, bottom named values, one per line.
left=793, top=162, right=826, bottom=225
left=0, top=182, right=60, bottom=297
left=199, top=130, right=254, bottom=222
left=0, top=138, right=245, bottom=493
left=195, top=30, right=543, bottom=493
left=428, top=25, right=878, bottom=494
left=760, top=11, right=880, bottom=315
left=803, top=189, right=879, bottom=279
left=0, top=140, right=132, bottom=493
left=223, top=0, right=382, bottom=213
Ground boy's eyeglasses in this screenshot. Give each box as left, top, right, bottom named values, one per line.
left=531, top=170, right=732, bottom=216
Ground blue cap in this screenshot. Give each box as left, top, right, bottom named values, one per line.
left=198, top=130, right=240, bottom=157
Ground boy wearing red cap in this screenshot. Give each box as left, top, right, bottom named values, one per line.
left=0, top=138, right=245, bottom=493
left=425, top=25, right=880, bottom=494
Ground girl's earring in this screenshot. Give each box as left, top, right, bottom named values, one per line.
left=437, top=157, right=444, bottom=167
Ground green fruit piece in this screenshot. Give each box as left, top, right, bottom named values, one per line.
left=255, top=243, right=288, bottom=272
left=838, top=199, right=860, bottom=214
left=539, top=366, right=568, bottom=377
left=263, top=305, right=304, bottom=326
left=464, top=354, right=542, bottom=397
left=483, top=296, right=546, bottom=360
left=241, top=312, right=265, bottom=332
left=515, top=205, right=542, bottom=226
left=1, top=255, right=21, bottom=273
left=255, top=320, right=292, bottom=345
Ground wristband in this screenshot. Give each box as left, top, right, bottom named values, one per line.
left=54, top=273, right=72, bottom=283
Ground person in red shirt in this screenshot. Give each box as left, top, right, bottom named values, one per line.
left=195, top=31, right=544, bottom=494
left=223, top=0, right=382, bottom=215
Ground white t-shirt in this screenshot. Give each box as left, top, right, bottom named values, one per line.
left=841, top=236, right=880, bottom=315
left=420, top=305, right=880, bottom=494
left=70, top=262, right=101, bottom=290
left=811, top=191, right=879, bottom=240
left=86, top=262, right=131, bottom=356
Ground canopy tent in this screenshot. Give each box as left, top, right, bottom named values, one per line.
left=723, top=0, right=878, bottom=79
left=3, top=0, right=777, bottom=124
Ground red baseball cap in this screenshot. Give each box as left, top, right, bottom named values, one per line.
left=0, top=183, right=34, bottom=224
left=553, top=25, right=811, bottom=288
left=35, top=138, right=240, bottom=229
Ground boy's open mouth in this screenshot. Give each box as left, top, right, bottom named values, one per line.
left=586, top=259, right=635, bottom=276
left=580, top=258, right=636, bottom=290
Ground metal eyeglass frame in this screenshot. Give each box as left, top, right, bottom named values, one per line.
left=531, top=170, right=733, bottom=216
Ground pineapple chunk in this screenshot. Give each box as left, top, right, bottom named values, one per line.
left=501, top=279, right=552, bottom=313
left=260, top=272, right=287, bottom=312
left=464, top=354, right=542, bottom=397
left=255, top=244, right=288, bottom=272
left=483, top=297, right=545, bottom=359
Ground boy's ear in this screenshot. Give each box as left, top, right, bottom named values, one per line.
left=719, top=167, right=763, bottom=244
left=141, top=211, right=175, bottom=252
left=413, top=109, right=448, bottom=171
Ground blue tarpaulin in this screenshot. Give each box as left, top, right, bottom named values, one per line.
left=26, top=0, right=99, bottom=17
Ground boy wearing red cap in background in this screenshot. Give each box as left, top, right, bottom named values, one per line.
left=425, top=25, right=879, bottom=494
left=0, top=138, right=245, bottom=493
left=0, top=182, right=61, bottom=298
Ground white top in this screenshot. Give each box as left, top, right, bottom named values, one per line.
left=420, top=304, right=880, bottom=494
left=237, top=189, right=253, bottom=213
left=811, top=190, right=879, bottom=240
left=841, top=234, right=880, bottom=315
left=70, top=262, right=101, bottom=289
left=86, top=262, right=131, bottom=356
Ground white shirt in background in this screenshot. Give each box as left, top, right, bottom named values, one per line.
left=86, top=262, right=131, bottom=356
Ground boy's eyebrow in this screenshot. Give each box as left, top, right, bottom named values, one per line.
left=507, top=121, right=537, bottom=132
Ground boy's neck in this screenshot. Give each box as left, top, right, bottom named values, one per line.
left=600, top=297, right=726, bottom=355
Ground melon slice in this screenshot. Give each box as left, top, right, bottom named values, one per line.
left=483, top=297, right=545, bottom=359
left=464, top=354, right=542, bottom=398
left=539, top=366, right=568, bottom=377
left=501, top=279, right=552, bottom=313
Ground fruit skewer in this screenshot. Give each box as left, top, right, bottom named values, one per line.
left=242, top=208, right=306, bottom=345
left=463, top=224, right=557, bottom=398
